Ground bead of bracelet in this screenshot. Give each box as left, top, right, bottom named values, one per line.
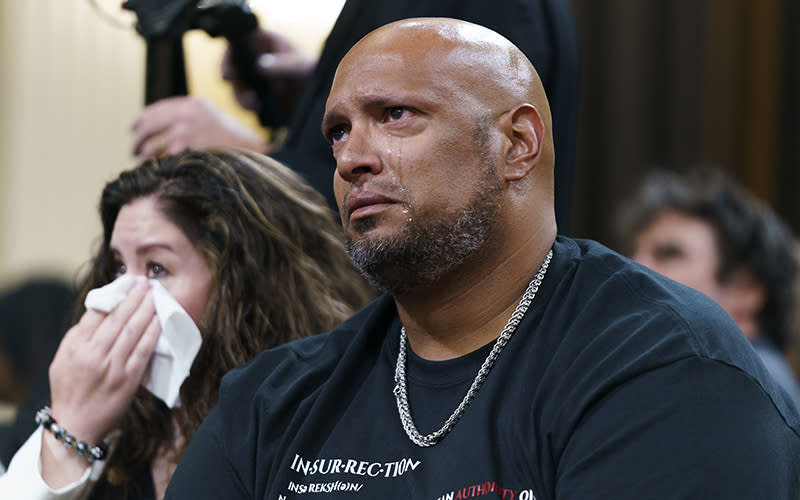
left=35, top=406, right=107, bottom=463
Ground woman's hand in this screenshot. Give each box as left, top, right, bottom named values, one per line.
left=40, top=277, right=161, bottom=488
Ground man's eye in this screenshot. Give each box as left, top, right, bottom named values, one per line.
left=329, top=126, right=348, bottom=144
left=388, top=107, right=406, bottom=120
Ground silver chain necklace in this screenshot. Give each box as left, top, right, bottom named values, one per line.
left=393, top=249, right=553, bottom=447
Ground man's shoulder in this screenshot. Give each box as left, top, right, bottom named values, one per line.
left=527, top=238, right=800, bottom=443
left=555, top=236, right=733, bottom=333
left=547, top=237, right=761, bottom=372
left=218, top=294, right=397, bottom=408
left=549, top=237, right=799, bottom=423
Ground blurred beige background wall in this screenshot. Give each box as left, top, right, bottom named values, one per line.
left=0, top=0, right=343, bottom=291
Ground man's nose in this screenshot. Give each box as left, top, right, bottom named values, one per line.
left=335, top=127, right=383, bottom=183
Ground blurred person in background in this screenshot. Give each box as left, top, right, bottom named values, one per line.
left=0, top=278, right=75, bottom=409
left=0, top=278, right=75, bottom=454
left=617, top=166, right=800, bottom=409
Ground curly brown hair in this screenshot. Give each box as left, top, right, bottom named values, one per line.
left=74, top=149, right=373, bottom=494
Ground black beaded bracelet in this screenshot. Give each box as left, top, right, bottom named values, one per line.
left=35, top=406, right=107, bottom=463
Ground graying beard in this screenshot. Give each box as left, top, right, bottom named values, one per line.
left=347, top=117, right=500, bottom=295
left=346, top=182, right=500, bottom=295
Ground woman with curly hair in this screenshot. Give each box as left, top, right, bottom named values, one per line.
left=1, top=148, right=373, bottom=499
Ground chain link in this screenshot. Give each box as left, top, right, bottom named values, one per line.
left=393, top=249, right=553, bottom=447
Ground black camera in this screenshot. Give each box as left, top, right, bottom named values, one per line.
left=123, top=0, right=281, bottom=126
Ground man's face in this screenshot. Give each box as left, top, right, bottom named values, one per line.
left=323, top=36, right=503, bottom=294
left=632, top=210, right=727, bottom=304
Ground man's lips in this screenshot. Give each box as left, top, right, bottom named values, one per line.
left=346, top=191, right=399, bottom=220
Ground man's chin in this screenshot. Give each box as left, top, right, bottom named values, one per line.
left=354, top=264, right=421, bottom=296
left=351, top=214, right=378, bottom=234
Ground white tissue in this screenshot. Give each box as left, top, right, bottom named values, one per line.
left=84, top=275, right=203, bottom=408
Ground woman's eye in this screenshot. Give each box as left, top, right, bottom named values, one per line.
left=114, top=264, right=127, bottom=277
left=148, top=262, right=166, bottom=278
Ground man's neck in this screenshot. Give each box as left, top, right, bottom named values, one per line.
left=394, top=235, right=555, bottom=361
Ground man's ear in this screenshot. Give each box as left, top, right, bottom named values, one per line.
left=501, top=103, right=545, bottom=181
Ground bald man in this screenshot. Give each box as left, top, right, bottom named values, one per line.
left=166, top=19, right=800, bottom=499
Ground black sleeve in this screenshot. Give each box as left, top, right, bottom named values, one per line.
left=554, top=357, right=800, bottom=499
left=165, top=405, right=250, bottom=500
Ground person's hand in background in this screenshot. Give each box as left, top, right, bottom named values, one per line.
left=221, top=26, right=316, bottom=119
left=132, top=96, right=270, bottom=159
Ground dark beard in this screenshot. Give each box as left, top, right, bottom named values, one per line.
left=346, top=172, right=502, bottom=296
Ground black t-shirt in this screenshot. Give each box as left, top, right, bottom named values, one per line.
left=166, top=237, right=800, bottom=499
left=271, top=0, right=580, bottom=234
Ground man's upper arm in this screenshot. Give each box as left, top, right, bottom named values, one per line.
left=165, top=406, right=250, bottom=500
left=555, top=357, right=800, bottom=499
